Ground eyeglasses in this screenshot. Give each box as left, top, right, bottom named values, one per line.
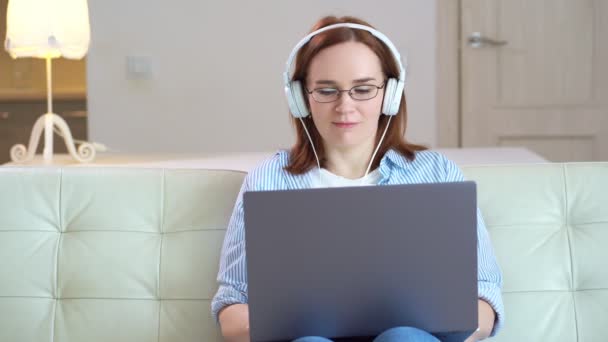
left=305, top=82, right=386, bottom=103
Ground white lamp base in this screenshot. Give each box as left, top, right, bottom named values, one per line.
left=10, top=112, right=96, bottom=164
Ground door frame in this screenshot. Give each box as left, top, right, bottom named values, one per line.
left=436, top=0, right=461, bottom=147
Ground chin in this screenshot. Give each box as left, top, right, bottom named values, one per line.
left=321, top=130, right=371, bottom=149
left=328, top=138, right=365, bottom=149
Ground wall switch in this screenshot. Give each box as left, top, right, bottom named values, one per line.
left=126, top=56, right=152, bottom=79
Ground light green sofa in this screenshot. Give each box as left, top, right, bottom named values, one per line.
left=0, top=163, right=606, bottom=342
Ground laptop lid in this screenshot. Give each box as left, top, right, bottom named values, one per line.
left=244, top=181, right=478, bottom=342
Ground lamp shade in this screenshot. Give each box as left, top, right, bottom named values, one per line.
left=4, top=0, right=90, bottom=59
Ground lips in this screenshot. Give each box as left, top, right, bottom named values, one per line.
left=333, top=122, right=358, bottom=128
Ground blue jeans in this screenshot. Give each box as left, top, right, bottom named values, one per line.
left=292, top=326, right=440, bottom=342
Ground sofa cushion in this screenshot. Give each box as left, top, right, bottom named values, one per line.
left=463, top=163, right=608, bottom=342
left=0, top=168, right=245, bottom=342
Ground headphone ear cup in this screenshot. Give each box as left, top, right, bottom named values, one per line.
left=391, top=79, right=405, bottom=115
left=382, top=78, right=404, bottom=116
left=382, top=78, right=397, bottom=115
left=290, top=81, right=310, bottom=118
left=285, top=82, right=300, bottom=118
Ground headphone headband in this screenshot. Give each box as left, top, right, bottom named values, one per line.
left=283, top=23, right=407, bottom=86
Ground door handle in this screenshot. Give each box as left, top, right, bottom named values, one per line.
left=467, top=32, right=508, bottom=48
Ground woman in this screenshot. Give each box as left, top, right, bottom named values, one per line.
left=211, top=15, right=504, bottom=342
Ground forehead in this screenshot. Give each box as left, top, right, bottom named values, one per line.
left=307, top=41, right=383, bottom=82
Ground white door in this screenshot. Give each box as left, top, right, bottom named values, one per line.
left=460, top=0, right=608, bottom=162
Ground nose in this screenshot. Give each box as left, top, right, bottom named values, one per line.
left=334, top=91, right=356, bottom=113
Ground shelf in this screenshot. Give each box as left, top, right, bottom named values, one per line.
left=0, top=89, right=86, bottom=102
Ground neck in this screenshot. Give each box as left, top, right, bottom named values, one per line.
left=323, top=142, right=376, bottom=179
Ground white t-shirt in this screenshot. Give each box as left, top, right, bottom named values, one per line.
left=311, top=167, right=382, bottom=188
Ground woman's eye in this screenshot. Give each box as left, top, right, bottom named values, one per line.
left=353, top=86, right=373, bottom=94
left=317, top=88, right=338, bottom=96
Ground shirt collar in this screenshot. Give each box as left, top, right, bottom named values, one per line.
left=280, top=148, right=413, bottom=186
left=379, top=149, right=411, bottom=174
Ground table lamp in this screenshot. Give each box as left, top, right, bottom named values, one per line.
left=5, top=0, right=96, bottom=163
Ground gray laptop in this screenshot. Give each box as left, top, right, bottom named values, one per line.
left=243, top=181, right=478, bottom=342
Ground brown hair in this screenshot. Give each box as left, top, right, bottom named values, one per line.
left=285, top=15, right=427, bottom=175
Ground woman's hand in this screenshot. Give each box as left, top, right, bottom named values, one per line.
left=465, top=299, right=496, bottom=341
left=218, top=303, right=250, bottom=342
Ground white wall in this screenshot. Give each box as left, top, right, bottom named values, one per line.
left=87, top=0, right=437, bottom=153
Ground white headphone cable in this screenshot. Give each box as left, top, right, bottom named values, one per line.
left=299, top=113, right=392, bottom=187
left=364, top=115, right=392, bottom=177
left=299, top=117, right=321, bottom=170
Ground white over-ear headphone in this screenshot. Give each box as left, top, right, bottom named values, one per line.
left=283, top=23, right=407, bottom=118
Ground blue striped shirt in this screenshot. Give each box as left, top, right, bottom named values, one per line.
left=211, top=149, right=504, bottom=336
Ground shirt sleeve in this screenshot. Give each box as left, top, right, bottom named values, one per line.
left=444, top=158, right=505, bottom=337
left=211, top=176, right=250, bottom=323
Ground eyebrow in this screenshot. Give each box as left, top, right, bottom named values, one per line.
left=314, top=77, right=378, bottom=86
